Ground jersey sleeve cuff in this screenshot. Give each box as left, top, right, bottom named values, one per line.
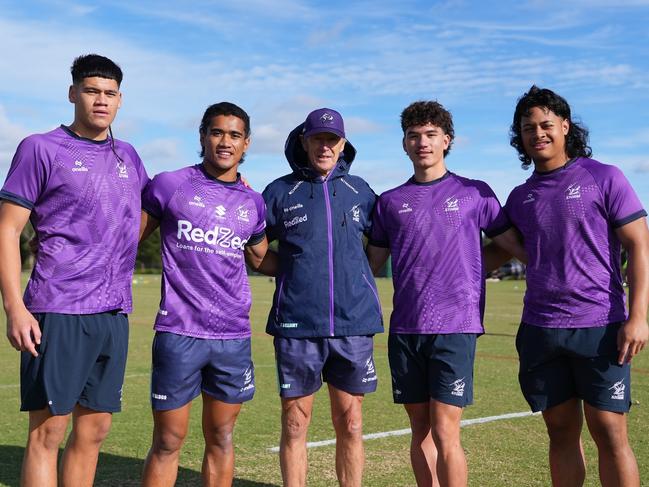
left=246, top=231, right=266, bottom=247
left=484, top=222, right=512, bottom=239
left=0, top=190, right=34, bottom=210
left=613, top=209, right=647, bottom=228
left=142, top=205, right=162, bottom=220
left=368, top=237, right=389, bottom=248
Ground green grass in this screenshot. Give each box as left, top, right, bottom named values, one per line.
left=0, top=277, right=647, bottom=486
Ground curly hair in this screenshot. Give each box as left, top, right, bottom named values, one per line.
left=401, top=101, right=454, bottom=157
left=510, top=85, right=591, bottom=170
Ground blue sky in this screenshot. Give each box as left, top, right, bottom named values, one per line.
left=1, top=0, right=647, bottom=207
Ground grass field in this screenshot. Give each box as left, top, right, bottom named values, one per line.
left=0, top=276, right=647, bottom=486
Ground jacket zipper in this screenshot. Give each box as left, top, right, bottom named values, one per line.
left=323, top=176, right=335, bottom=336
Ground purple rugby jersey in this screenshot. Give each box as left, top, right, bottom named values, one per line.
left=505, top=157, right=646, bottom=329
left=370, top=172, right=510, bottom=334
left=0, top=126, right=148, bottom=314
left=142, top=165, right=266, bottom=339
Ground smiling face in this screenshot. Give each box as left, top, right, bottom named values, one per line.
left=403, top=123, right=450, bottom=181
left=68, top=76, right=121, bottom=140
left=520, top=106, right=570, bottom=171
left=200, top=115, right=250, bottom=181
left=301, top=131, right=346, bottom=177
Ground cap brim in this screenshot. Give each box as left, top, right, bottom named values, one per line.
left=303, top=127, right=345, bottom=139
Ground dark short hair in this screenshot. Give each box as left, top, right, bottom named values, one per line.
left=71, top=54, right=123, bottom=86
left=400, top=101, right=455, bottom=157
left=199, top=102, right=251, bottom=159
left=510, top=85, right=592, bottom=169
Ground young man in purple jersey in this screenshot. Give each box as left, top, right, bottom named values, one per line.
left=263, top=108, right=383, bottom=487
left=139, top=102, right=269, bottom=487
left=506, top=86, right=649, bottom=487
left=0, top=54, right=148, bottom=487
left=366, top=101, right=526, bottom=487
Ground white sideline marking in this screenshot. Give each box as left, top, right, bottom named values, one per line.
left=266, top=410, right=540, bottom=453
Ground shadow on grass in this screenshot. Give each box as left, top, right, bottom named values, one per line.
left=0, top=445, right=278, bottom=486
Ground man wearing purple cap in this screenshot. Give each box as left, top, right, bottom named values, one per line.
left=506, top=86, right=648, bottom=486
left=262, top=108, right=383, bottom=487
left=0, top=54, right=148, bottom=486
left=366, top=101, right=525, bottom=487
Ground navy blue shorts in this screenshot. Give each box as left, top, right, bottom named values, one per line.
left=388, top=333, right=476, bottom=407
left=516, top=323, right=631, bottom=413
left=150, top=332, right=255, bottom=410
left=273, top=336, right=377, bottom=398
left=21, top=311, right=129, bottom=415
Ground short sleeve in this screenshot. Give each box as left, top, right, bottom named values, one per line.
left=247, top=193, right=267, bottom=246
left=0, top=136, right=50, bottom=209
left=476, top=181, right=511, bottom=238
left=262, top=184, right=279, bottom=243
left=141, top=173, right=169, bottom=220
left=597, top=165, right=647, bottom=228
left=359, top=180, right=378, bottom=236
left=368, top=195, right=389, bottom=248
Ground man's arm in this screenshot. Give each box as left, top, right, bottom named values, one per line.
left=0, top=201, right=40, bottom=356
left=366, top=244, right=390, bottom=277
left=615, top=216, right=649, bottom=364
left=139, top=210, right=160, bottom=242
left=245, top=236, right=278, bottom=276
left=483, top=228, right=527, bottom=272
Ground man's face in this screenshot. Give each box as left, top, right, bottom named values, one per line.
left=301, top=132, right=346, bottom=177
left=520, top=106, right=569, bottom=169
left=200, top=115, right=250, bottom=179
left=402, top=123, right=450, bottom=170
left=69, top=76, right=121, bottom=138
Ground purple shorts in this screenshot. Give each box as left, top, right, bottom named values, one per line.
left=150, top=332, right=254, bottom=410
left=273, top=336, right=377, bottom=397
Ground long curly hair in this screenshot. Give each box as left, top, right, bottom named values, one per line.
left=510, top=85, right=592, bottom=169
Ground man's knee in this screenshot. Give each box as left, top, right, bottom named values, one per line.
left=204, top=423, right=235, bottom=451
left=333, top=408, right=363, bottom=439
left=28, top=418, right=68, bottom=452
left=542, top=400, right=583, bottom=446
left=585, top=407, right=630, bottom=452
left=71, top=414, right=113, bottom=448
left=152, top=426, right=187, bottom=455
left=282, top=402, right=312, bottom=441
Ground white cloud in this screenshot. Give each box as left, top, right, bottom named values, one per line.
left=0, top=106, right=30, bottom=176
left=137, top=138, right=184, bottom=174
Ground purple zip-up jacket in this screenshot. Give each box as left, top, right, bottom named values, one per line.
left=262, top=123, right=384, bottom=338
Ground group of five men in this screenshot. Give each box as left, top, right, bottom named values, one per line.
left=0, top=53, right=647, bottom=487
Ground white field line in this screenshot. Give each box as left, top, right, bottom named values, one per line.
left=266, top=410, right=540, bottom=453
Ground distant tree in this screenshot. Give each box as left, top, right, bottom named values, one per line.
left=136, top=228, right=162, bottom=271
left=19, top=222, right=35, bottom=270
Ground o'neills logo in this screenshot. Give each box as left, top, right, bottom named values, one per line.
left=177, top=220, right=247, bottom=250
left=284, top=214, right=308, bottom=228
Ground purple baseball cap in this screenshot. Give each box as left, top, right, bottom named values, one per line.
left=302, top=108, right=345, bottom=139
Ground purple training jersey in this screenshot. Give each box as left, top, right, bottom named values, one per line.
left=0, top=126, right=148, bottom=314
left=370, top=172, right=510, bottom=334
left=142, top=165, right=266, bottom=339
left=505, top=157, right=646, bottom=328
